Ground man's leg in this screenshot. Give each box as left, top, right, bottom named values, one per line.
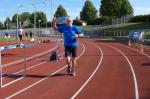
left=72, top=46, right=77, bottom=70
left=66, top=56, right=72, bottom=73
left=70, top=46, right=77, bottom=76
left=65, top=46, right=72, bottom=73
left=19, top=35, right=22, bottom=44
left=72, top=57, right=76, bottom=70
left=66, top=56, right=71, bottom=66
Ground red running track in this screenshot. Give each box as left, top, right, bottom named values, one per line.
left=0, top=38, right=149, bottom=99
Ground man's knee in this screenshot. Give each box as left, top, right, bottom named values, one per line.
left=72, top=57, right=76, bottom=63
left=66, top=56, right=71, bottom=63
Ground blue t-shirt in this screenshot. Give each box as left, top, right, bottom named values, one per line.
left=58, top=25, right=81, bottom=46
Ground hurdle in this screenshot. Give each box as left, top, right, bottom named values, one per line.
left=0, top=44, right=27, bottom=88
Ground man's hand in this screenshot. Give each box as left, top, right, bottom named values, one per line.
left=75, top=34, right=79, bottom=38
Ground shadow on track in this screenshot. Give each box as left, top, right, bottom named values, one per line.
left=3, top=73, right=71, bottom=79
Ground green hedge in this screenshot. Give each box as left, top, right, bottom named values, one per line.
left=129, top=14, right=150, bottom=22
left=73, top=20, right=82, bottom=26
left=87, top=16, right=114, bottom=25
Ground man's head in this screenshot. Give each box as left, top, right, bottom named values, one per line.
left=66, top=17, right=73, bottom=27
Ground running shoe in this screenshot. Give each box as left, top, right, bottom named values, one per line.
left=70, top=69, right=76, bottom=76
left=67, top=65, right=71, bottom=74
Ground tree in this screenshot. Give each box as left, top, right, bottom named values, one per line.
left=21, top=12, right=31, bottom=28
left=0, top=21, right=4, bottom=29
left=99, top=0, right=114, bottom=17
left=21, top=12, right=31, bottom=22
left=4, top=17, right=12, bottom=28
left=100, top=0, right=133, bottom=17
left=30, top=13, right=35, bottom=24
left=36, top=12, right=46, bottom=23
left=120, top=0, right=134, bottom=16
left=12, top=14, right=22, bottom=24
left=30, top=11, right=46, bottom=27
left=80, top=0, right=97, bottom=22
left=54, top=5, right=68, bottom=18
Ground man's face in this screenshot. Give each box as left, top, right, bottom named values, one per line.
left=66, top=19, right=72, bottom=27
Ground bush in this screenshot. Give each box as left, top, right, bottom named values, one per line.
left=73, top=20, right=82, bottom=26
left=87, top=16, right=114, bottom=25
left=129, top=14, right=150, bottom=22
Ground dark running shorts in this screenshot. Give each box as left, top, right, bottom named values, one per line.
left=65, top=46, right=77, bottom=57
left=19, top=35, right=23, bottom=40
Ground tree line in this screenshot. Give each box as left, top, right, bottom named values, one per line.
left=0, top=0, right=134, bottom=29
left=0, top=11, right=47, bottom=29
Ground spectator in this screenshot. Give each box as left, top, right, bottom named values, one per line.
left=18, top=28, right=24, bottom=44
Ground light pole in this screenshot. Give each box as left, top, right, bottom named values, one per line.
left=6, top=23, right=8, bottom=33
left=6, top=22, right=9, bottom=42
left=19, top=22, right=22, bottom=28
left=38, top=19, right=41, bottom=29
left=51, top=0, right=53, bottom=33
left=32, top=4, right=37, bottom=36
left=43, top=1, right=47, bottom=30
left=38, top=19, right=41, bottom=36
left=16, top=4, right=23, bottom=40
left=47, top=0, right=53, bottom=33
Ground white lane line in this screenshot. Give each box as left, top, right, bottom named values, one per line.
left=118, top=44, right=150, bottom=58
left=2, top=77, right=24, bottom=88
left=3, top=45, right=58, bottom=68
left=2, top=62, right=46, bottom=88
left=1, top=50, right=65, bottom=87
left=103, top=43, right=139, bottom=99
left=3, top=51, right=65, bottom=80
left=71, top=42, right=103, bottom=99
left=3, top=62, right=46, bottom=80
left=5, top=43, right=85, bottom=99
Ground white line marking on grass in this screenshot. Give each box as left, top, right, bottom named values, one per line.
left=6, top=43, right=85, bottom=99
left=71, top=42, right=103, bottom=99
left=103, top=43, right=139, bottom=99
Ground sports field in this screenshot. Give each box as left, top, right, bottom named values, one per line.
left=0, top=37, right=149, bottom=99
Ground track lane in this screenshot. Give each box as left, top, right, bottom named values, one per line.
left=109, top=43, right=150, bottom=99
left=0, top=43, right=65, bottom=97
left=74, top=39, right=136, bottom=99
left=2, top=43, right=56, bottom=67
left=0, top=38, right=149, bottom=99
left=1, top=43, right=64, bottom=87
left=5, top=39, right=101, bottom=99
left=0, top=43, right=83, bottom=99
left=71, top=41, right=103, bottom=99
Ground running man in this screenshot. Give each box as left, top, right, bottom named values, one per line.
left=53, top=16, right=81, bottom=76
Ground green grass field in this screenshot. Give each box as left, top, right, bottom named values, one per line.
left=105, top=22, right=150, bottom=31
left=0, top=37, right=16, bottom=42
left=81, top=22, right=150, bottom=32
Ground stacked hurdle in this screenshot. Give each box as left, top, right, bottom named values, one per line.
left=0, top=43, right=38, bottom=88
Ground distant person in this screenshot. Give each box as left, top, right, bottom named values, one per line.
left=29, top=31, right=34, bottom=41
left=53, top=16, right=82, bottom=76
left=18, top=28, right=24, bottom=44
left=5, top=32, right=10, bottom=42
left=25, top=31, right=28, bottom=41
left=139, top=32, right=145, bottom=52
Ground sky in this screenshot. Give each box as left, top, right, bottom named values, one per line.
left=0, top=0, right=150, bottom=23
